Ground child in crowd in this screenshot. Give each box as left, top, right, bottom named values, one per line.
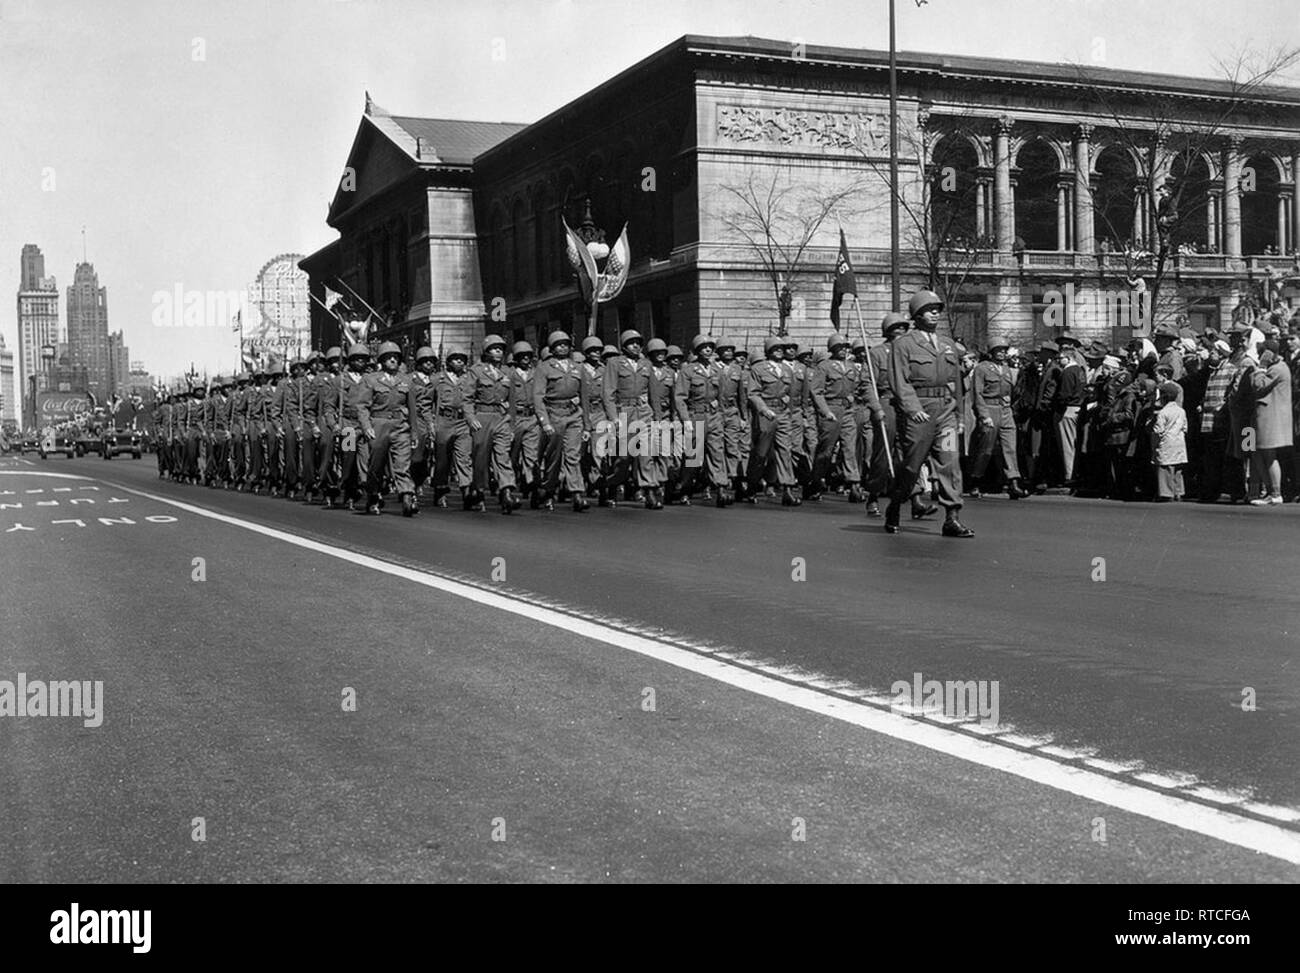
left=1151, top=380, right=1188, bottom=501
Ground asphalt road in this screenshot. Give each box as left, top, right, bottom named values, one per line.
left=1, top=450, right=1297, bottom=882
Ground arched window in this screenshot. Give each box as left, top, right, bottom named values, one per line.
left=1165, top=153, right=1214, bottom=253
left=930, top=135, right=981, bottom=248
left=1013, top=140, right=1060, bottom=251
left=1092, top=147, right=1139, bottom=251
left=1241, top=154, right=1281, bottom=255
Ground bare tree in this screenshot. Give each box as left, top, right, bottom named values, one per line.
left=718, top=169, right=864, bottom=335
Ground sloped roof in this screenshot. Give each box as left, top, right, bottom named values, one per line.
left=387, top=116, right=527, bottom=165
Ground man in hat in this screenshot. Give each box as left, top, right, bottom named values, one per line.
left=509, top=341, right=542, bottom=502
left=408, top=346, right=438, bottom=504
left=1152, top=323, right=1186, bottom=382
left=644, top=338, right=677, bottom=507
left=811, top=331, right=862, bottom=502
left=536, top=331, right=589, bottom=511
left=884, top=290, right=973, bottom=537
left=335, top=344, right=373, bottom=509
left=272, top=359, right=308, bottom=499
left=357, top=342, right=419, bottom=516
left=182, top=383, right=205, bottom=485
left=243, top=365, right=270, bottom=492
left=863, top=312, right=919, bottom=518
left=745, top=335, right=801, bottom=506
left=602, top=329, right=656, bottom=505
left=1025, top=340, right=1061, bottom=491
left=713, top=338, right=749, bottom=502
left=464, top=334, right=518, bottom=513
left=968, top=343, right=1028, bottom=498
left=432, top=348, right=473, bottom=508
left=576, top=337, right=608, bottom=502
left=299, top=351, right=324, bottom=502
left=262, top=358, right=287, bottom=495
left=1052, top=338, right=1087, bottom=488
left=209, top=376, right=234, bottom=488
left=675, top=334, right=729, bottom=505
left=154, top=391, right=173, bottom=479
left=312, top=347, right=344, bottom=508
left=782, top=340, right=815, bottom=493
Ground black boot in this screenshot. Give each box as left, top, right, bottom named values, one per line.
left=884, top=501, right=901, bottom=533
left=572, top=492, right=589, bottom=512
left=781, top=486, right=801, bottom=507
left=911, top=498, right=939, bottom=519
left=942, top=514, right=975, bottom=538
left=848, top=485, right=865, bottom=504
left=1007, top=478, right=1029, bottom=500
left=598, top=485, right=615, bottom=508
left=401, top=493, right=417, bottom=517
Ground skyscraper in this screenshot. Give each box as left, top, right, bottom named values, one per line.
left=16, top=244, right=60, bottom=427
left=0, top=334, right=16, bottom=426
left=66, top=261, right=109, bottom=401
left=107, top=330, right=130, bottom=397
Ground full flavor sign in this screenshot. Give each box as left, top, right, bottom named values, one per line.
left=36, top=391, right=92, bottom=425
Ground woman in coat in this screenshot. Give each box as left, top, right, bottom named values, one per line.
left=1249, top=341, right=1293, bottom=504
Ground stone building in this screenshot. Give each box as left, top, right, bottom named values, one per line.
left=304, top=36, right=1300, bottom=356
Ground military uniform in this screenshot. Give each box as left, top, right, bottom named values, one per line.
left=207, top=387, right=232, bottom=485
left=717, top=355, right=749, bottom=492
left=432, top=368, right=473, bottom=496
left=272, top=372, right=307, bottom=496
left=579, top=357, right=607, bottom=493
left=745, top=355, right=797, bottom=492
left=509, top=362, right=541, bottom=494
left=245, top=380, right=271, bottom=490
left=861, top=343, right=892, bottom=495
left=969, top=357, right=1022, bottom=485
left=464, top=359, right=516, bottom=495
left=811, top=351, right=862, bottom=489
left=313, top=368, right=345, bottom=502
left=230, top=381, right=250, bottom=486
left=602, top=351, right=656, bottom=491
left=409, top=367, right=436, bottom=494
left=182, top=392, right=204, bottom=481
left=535, top=354, right=587, bottom=499
left=155, top=400, right=173, bottom=477
left=339, top=367, right=371, bottom=505
left=357, top=367, right=418, bottom=507
left=676, top=358, right=726, bottom=496
left=888, top=328, right=966, bottom=511
left=300, top=366, right=321, bottom=498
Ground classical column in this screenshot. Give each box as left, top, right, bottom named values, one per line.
left=1292, top=147, right=1300, bottom=254
left=1207, top=191, right=1220, bottom=251
left=1056, top=180, right=1069, bottom=251
left=994, top=117, right=1014, bottom=250
left=1073, top=124, right=1094, bottom=253
left=1223, top=136, right=1242, bottom=258
left=1278, top=192, right=1290, bottom=255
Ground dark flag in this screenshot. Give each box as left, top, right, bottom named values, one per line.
left=830, top=229, right=857, bottom=327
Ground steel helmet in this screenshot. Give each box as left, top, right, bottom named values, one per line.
left=691, top=334, right=716, bottom=351
left=644, top=338, right=667, bottom=354
left=483, top=334, right=506, bottom=352
left=346, top=343, right=370, bottom=359
left=813, top=349, right=830, bottom=364
left=581, top=335, right=604, bottom=352
left=764, top=335, right=784, bottom=354
left=375, top=341, right=401, bottom=360
left=539, top=347, right=552, bottom=360
left=415, top=346, right=436, bottom=362
left=827, top=331, right=850, bottom=351
left=714, top=336, right=736, bottom=351
left=511, top=341, right=534, bottom=357
left=547, top=330, right=571, bottom=349
left=851, top=336, right=867, bottom=351
left=289, top=359, right=306, bottom=372
left=881, top=311, right=909, bottom=336
left=908, top=290, right=944, bottom=317
left=305, top=349, right=323, bottom=362
left=602, top=345, right=620, bottom=359
left=666, top=344, right=684, bottom=359
left=620, top=329, right=643, bottom=347
left=445, top=349, right=468, bottom=362
left=324, top=346, right=343, bottom=361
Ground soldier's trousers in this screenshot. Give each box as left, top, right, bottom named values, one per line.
left=510, top=415, right=542, bottom=489
left=246, top=428, right=266, bottom=486
left=677, top=410, right=725, bottom=492
left=890, top=397, right=963, bottom=512
left=316, top=420, right=341, bottom=497
left=410, top=425, right=432, bottom=490
left=433, top=415, right=472, bottom=490
left=170, top=437, right=184, bottom=476
left=541, top=407, right=585, bottom=494
left=970, top=407, right=1021, bottom=482
left=470, top=410, right=515, bottom=491
left=267, top=431, right=283, bottom=488
left=231, top=429, right=247, bottom=483
left=863, top=405, right=902, bottom=497
left=789, top=410, right=813, bottom=483
left=210, top=432, right=231, bottom=482
left=605, top=406, right=657, bottom=489
left=367, top=417, right=413, bottom=499
left=183, top=431, right=202, bottom=478
left=746, top=408, right=796, bottom=489
left=281, top=427, right=301, bottom=489
left=156, top=439, right=170, bottom=475
left=815, top=403, right=860, bottom=485
left=300, top=426, right=317, bottom=493
left=721, top=407, right=745, bottom=479
left=339, top=424, right=369, bottom=501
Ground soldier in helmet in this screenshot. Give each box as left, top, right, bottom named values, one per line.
left=745, top=335, right=801, bottom=505
left=229, top=373, right=250, bottom=488
left=969, top=342, right=1029, bottom=499
left=714, top=337, right=748, bottom=502
left=432, top=348, right=473, bottom=508
left=577, top=336, right=610, bottom=504
left=883, top=290, right=974, bottom=537
left=357, top=341, right=419, bottom=516
left=244, top=364, right=271, bottom=492
left=154, top=391, right=173, bottom=479
left=299, top=351, right=324, bottom=502
left=644, top=338, right=675, bottom=507
left=263, top=358, right=287, bottom=495
left=534, top=330, right=588, bottom=511
left=864, top=312, right=930, bottom=519
left=602, top=329, right=658, bottom=505
left=508, top=341, right=542, bottom=501
left=408, top=346, right=438, bottom=503
left=182, top=382, right=205, bottom=485
left=337, top=344, right=372, bottom=510
left=811, top=332, right=863, bottom=502
left=788, top=341, right=819, bottom=494
left=312, top=348, right=344, bottom=507
left=464, top=334, right=519, bottom=513
left=207, top=377, right=233, bottom=487
left=676, top=334, right=729, bottom=505
left=272, top=359, right=308, bottom=499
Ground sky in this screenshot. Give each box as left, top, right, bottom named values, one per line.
left=3, top=0, right=1298, bottom=390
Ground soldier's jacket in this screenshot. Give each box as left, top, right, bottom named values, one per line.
left=463, top=362, right=512, bottom=416
left=230, top=387, right=249, bottom=431
left=602, top=354, right=651, bottom=419
left=434, top=371, right=467, bottom=417
left=155, top=403, right=172, bottom=438
left=867, top=344, right=893, bottom=404
left=717, top=361, right=749, bottom=414
left=676, top=360, right=720, bottom=417
left=313, top=372, right=344, bottom=429
left=246, top=384, right=272, bottom=432
left=409, top=370, right=436, bottom=435
left=747, top=358, right=794, bottom=413
left=208, top=392, right=231, bottom=433
left=811, top=357, right=859, bottom=414
left=508, top=366, right=537, bottom=420
left=534, top=357, right=585, bottom=425
left=579, top=361, right=604, bottom=426
left=340, top=370, right=368, bottom=426
left=357, top=370, right=417, bottom=437
left=788, top=360, right=813, bottom=412
left=184, top=397, right=205, bottom=433
left=271, top=375, right=308, bottom=427
left=971, top=360, right=1016, bottom=420
left=888, top=329, right=966, bottom=416
left=647, top=364, right=676, bottom=420
left=301, top=372, right=320, bottom=432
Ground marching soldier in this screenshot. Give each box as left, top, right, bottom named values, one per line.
left=182, top=384, right=204, bottom=484
left=676, top=334, right=730, bottom=505
left=464, top=334, right=520, bottom=513
left=745, top=336, right=800, bottom=506
left=810, top=332, right=862, bottom=502
left=577, top=337, right=609, bottom=504
left=338, top=344, right=372, bottom=510
left=357, top=341, right=419, bottom=516
left=408, top=346, right=438, bottom=502
left=885, top=290, right=975, bottom=537
left=155, top=392, right=173, bottom=479
left=602, top=329, right=656, bottom=505
left=535, top=330, right=589, bottom=512
left=171, top=388, right=187, bottom=482
left=312, top=347, right=344, bottom=508
left=716, top=338, right=750, bottom=501
left=230, top=373, right=251, bottom=488
left=244, top=365, right=271, bottom=493
left=272, top=359, right=308, bottom=499
left=508, top=341, right=542, bottom=503
left=263, top=358, right=286, bottom=494
left=300, top=351, right=323, bottom=503
left=207, top=377, right=233, bottom=487
left=864, top=313, right=926, bottom=518
left=969, top=342, right=1029, bottom=499
left=645, top=338, right=675, bottom=507
left=432, top=348, right=473, bottom=508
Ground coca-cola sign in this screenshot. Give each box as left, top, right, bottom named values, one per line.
left=37, top=392, right=92, bottom=424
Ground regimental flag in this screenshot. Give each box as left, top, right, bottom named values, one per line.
left=563, top=216, right=601, bottom=308
left=324, top=285, right=346, bottom=314
left=830, top=228, right=857, bottom=327
left=595, top=224, right=630, bottom=303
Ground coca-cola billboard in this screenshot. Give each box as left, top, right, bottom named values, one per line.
left=37, top=391, right=93, bottom=426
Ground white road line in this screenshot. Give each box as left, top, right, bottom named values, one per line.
left=20, top=472, right=1300, bottom=867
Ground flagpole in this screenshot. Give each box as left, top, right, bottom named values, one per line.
left=852, top=294, right=894, bottom=478
left=889, top=0, right=901, bottom=309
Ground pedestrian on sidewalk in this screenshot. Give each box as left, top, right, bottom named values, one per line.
left=1151, top=381, right=1187, bottom=502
